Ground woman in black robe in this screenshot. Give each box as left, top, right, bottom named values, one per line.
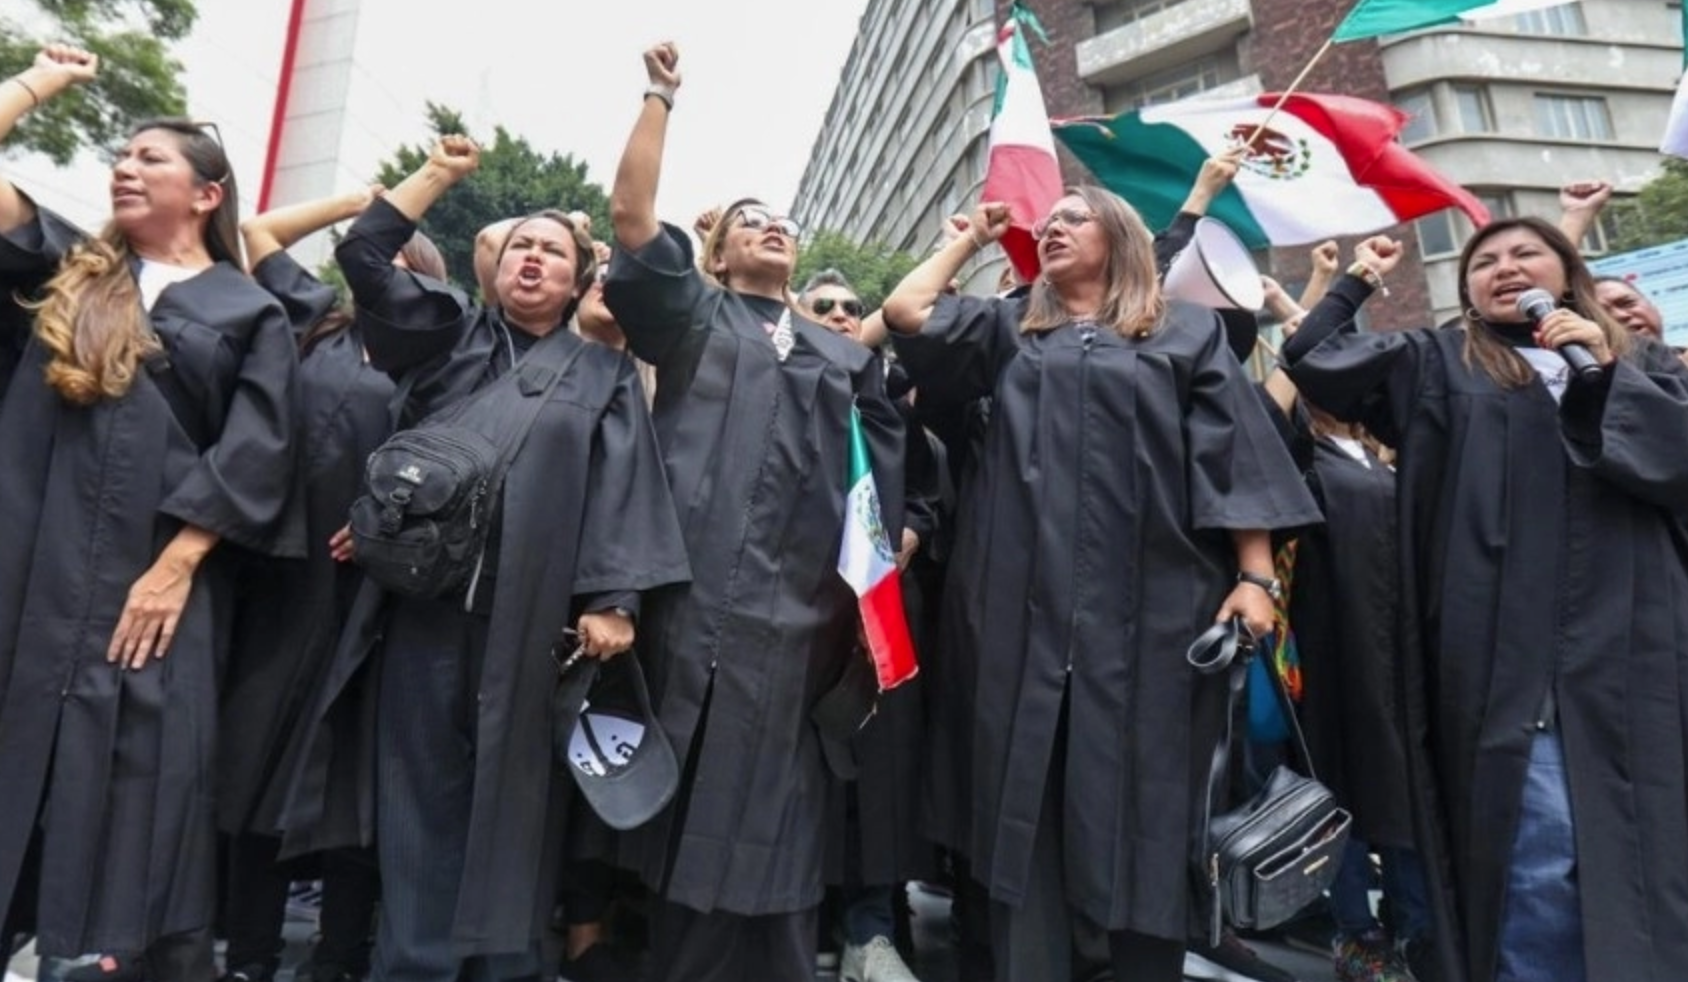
left=215, top=188, right=441, bottom=982
left=881, top=188, right=1320, bottom=982
left=603, top=43, right=904, bottom=982
left=1282, top=216, right=1688, bottom=982
left=0, top=49, right=303, bottom=981
left=277, top=136, right=690, bottom=982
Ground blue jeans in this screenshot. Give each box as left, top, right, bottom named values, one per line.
left=843, top=884, right=897, bottom=946
left=1329, top=838, right=1431, bottom=942
left=1495, top=732, right=1585, bottom=982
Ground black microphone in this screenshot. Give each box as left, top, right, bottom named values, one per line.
left=1516, top=288, right=1604, bottom=382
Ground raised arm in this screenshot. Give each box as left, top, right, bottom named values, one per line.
left=1, top=46, right=99, bottom=235
left=1179, top=145, right=1245, bottom=218
left=242, top=185, right=380, bottom=269
left=882, top=202, right=1010, bottom=335
left=611, top=43, right=681, bottom=252
left=1298, top=240, right=1340, bottom=310
left=1557, top=179, right=1612, bottom=247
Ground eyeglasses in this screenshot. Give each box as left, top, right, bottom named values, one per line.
left=810, top=297, right=864, bottom=318
left=734, top=207, right=802, bottom=240
left=1032, top=208, right=1097, bottom=240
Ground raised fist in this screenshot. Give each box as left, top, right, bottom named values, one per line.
left=1354, top=235, right=1404, bottom=277
left=644, top=42, right=681, bottom=90
left=34, top=44, right=99, bottom=87
left=427, top=135, right=480, bottom=182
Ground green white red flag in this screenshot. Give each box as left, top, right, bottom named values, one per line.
left=981, top=11, right=1064, bottom=282
left=837, top=405, right=917, bottom=691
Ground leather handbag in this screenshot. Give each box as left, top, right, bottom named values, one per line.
left=1188, top=617, right=1353, bottom=944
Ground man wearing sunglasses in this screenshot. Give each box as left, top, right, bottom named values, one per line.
left=798, top=268, right=867, bottom=341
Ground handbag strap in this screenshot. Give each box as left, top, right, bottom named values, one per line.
left=1185, top=615, right=1323, bottom=945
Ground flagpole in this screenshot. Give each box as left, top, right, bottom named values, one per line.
left=1242, top=37, right=1335, bottom=148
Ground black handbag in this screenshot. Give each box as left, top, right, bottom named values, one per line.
left=1188, top=617, right=1353, bottom=944
left=349, top=332, right=584, bottom=605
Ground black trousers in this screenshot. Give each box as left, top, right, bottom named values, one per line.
left=989, top=716, right=1184, bottom=982
left=222, top=836, right=380, bottom=977
left=646, top=901, right=817, bottom=982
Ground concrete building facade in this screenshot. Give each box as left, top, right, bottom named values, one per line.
left=793, top=0, right=1683, bottom=326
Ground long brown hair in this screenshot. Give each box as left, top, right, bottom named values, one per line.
left=31, top=119, right=240, bottom=404
left=1021, top=185, right=1164, bottom=338
left=1455, top=216, right=1630, bottom=388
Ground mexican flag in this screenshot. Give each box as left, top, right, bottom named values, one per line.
left=1053, top=92, right=1489, bottom=250
left=1661, top=4, right=1688, bottom=158
left=837, top=405, right=917, bottom=691
left=981, top=13, right=1064, bottom=282
left=1333, top=0, right=1566, bottom=42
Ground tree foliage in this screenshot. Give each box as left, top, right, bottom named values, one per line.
left=1608, top=158, right=1688, bottom=254
left=373, top=103, right=610, bottom=291
left=0, top=0, right=195, bottom=163
left=791, top=230, right=920, bottom=311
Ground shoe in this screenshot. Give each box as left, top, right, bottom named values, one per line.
left=1332, top=930, right=1417, bottom=982
left=218, top=963, right=275, bottom=982
left=57, top=955, right=145, bottom=982
left=840, top=935, right=921, bottom=982
left=558, top=943, right=633, bottom=982
left=1183, top=930, right=1299, bottom=982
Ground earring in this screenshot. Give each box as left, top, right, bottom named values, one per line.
left=1463, top=306, right=1480, bottom=322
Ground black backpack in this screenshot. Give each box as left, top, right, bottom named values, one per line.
left=349, top=331, right=584, bottom=605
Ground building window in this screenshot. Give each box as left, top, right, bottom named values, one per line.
left=1472, top=189, right=1514, bottom=220
left=1396, top=88, right=1436, bottom=144
left=1094, top=0, right=1181, bottom=34
left=1416, top=211, right=1458, bottom=258
left=1103, top=56, right=1227, bottom=113
left=1580, top=209, right=1621, bottom=255
left=1515, top=2, right=1587, bottom=36
left=1452, top=85, right=1492, bottom=134
left=1533, top=93, right=1614, bottom=140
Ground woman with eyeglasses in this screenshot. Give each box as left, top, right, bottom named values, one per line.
left=881, top=187, right=1319, bottom=982
left=279, top=135, right=689, bottom=982
left=603, top=42, right=905, bottom=982
left=0, top=48, right=306, bottom=982
left=1282, top=217, right=1688, bottom=982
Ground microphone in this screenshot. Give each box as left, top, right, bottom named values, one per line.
left=1515, top=288, right=1604, bottom=382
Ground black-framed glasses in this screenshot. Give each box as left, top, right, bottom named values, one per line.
left=734, top=206, right=802, bottom=240
left=811, top=297, right=864, bottom=318
left=1032, top=208, right=1097, bottom=240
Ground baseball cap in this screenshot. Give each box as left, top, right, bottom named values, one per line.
left=551, top=645, right=678, bottom=831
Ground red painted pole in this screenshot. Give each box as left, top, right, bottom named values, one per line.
left=258, top=0, right=309, bottom=212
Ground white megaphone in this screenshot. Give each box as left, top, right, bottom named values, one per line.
left=1162, top=217, right=1265, bottom=311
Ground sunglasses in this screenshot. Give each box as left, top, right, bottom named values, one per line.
left=1032, top=208, right=1097, bottom=240
left=810, top=297, right=864, bottom=318
left=734, top=207, right=802, bottom=240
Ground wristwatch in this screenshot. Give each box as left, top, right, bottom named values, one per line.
left=1237, top=571, right=1283, bottom=601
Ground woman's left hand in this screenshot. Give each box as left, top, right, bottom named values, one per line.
left=1214, top=582, right=1274, bottom=640
left=578, top=609, right=635, bottom=660
left=1536, top=308, right=1614, bottom=366
left=107, top=558, right=197, bottom=670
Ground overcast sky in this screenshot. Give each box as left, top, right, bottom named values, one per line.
left=5, top=0, right=871, bottom=239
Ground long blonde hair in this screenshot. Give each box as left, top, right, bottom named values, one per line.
left=1455, top=216, right=1631, bottom=389
left=1021, top=185, right=1164, bottom=338
left=31, top=119, right=240, bottom=405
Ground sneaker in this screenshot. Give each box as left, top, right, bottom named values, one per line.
left=1332, top=931, right=1416, bottom=982
left=840, top=936, right=920, bottom=982
left=1183, top=930, right=1299, bottom=982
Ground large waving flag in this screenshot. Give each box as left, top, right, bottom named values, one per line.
left=1662, top=4, right=1688, bottom=158
left=1054, top=92, right=1489, bottom=250
left=1333, top=0, right=1565, bottom=42
left=837, top=406, right=917, bottom=691
left=981, top=9, right=1064, bottom=282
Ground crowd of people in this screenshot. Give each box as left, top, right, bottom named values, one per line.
left=3, top=34, right=1687, bottom=982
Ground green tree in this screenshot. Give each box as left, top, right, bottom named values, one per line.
left=0, top=0, right=196, bottom=163
left=791, top=230, right=920, bottom=311
left=1608, top=158, right=1688, bottom=253
left=374, top=103, right=609, bottom=291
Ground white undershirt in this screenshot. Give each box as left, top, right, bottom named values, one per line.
left=136, top=259, right=201, bottom=312
left=1517, top=347, right=1571, bottom=404
left=1327, top=434, right=1371, bottom=468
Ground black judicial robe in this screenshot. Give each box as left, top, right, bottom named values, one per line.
left=1284, top=277, right=1688, bottom=982
left=602, top=224, right=905, bottom=916
left=895, top=294, right=1320, bottom=939
left=1285, top=424, right=1413, bottom=849
left=0, top=203, right=303, bottom=955
left=217, top=252, right=395, bottom=835
left=279, top=199, right=690, bottom=956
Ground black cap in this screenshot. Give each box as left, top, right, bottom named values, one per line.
left=551, top=651, right=678, bottom=831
